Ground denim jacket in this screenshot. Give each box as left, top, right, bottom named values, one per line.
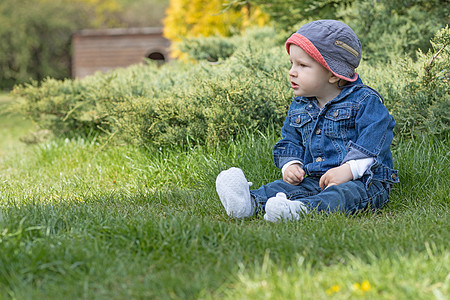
left=273, top=77, right=399, bottom=187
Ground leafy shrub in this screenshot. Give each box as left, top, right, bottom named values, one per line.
left=13, top=27, right=290, bottom=146
left=395, top=26, right=449, bottom=138
left=105, top=40, right=291, bottom=146
left=341, top=1, right=448, bottom=63
left=13, top=78, right=110, bottom=138
left=361, top=26, right=449, bottom=139
left=178, top=27, right=281, bottom=62
left=179, top=36, right=238, bottom=62
left=13, top=26, right=449, bottom=147
left=242, top=0, right=449, bottom=63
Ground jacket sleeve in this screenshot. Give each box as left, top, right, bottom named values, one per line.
left=272, top=102, right=306, bottom=169
left=342, top=92, right=395, bottom=170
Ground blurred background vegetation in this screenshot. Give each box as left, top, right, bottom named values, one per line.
left=3, top=0, right=449, bottom=144
left=0, top=0, right=169, bottom=90
left=1, top=0, right=448, bottom=90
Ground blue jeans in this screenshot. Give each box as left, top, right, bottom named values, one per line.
left=250, top=176, right=391, bottom=214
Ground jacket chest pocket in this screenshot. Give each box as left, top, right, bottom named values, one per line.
left=323, top=107, right=354, bottom=139
left=289, top=112, right=313, bottom=143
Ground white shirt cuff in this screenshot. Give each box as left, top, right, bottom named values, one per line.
left=281, top=160, right=303, bottom=175
left=345, top=158, right=374, bottom=180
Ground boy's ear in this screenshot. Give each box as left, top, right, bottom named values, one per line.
left=328, top=73, right=340, bottom=84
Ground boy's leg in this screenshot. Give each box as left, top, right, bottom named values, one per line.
left=216, top=169, right=321, bottom=219
left=250, top=176, right=323, bottom=211
left=217, top=167, right=391, bottom=220
left=258, top=178, right=390, bottom=221
left=293, top=180, right=391, bottom=214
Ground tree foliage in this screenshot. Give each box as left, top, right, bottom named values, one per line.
left=237, top=0, right=449, bottom=62
left=231, top=0, right=353, bottom=32
left=74, top=0, right=124, bottom=27
left=340, top=0, right=449, bottom=62
left=0, top=0, right=84, bottom=89
left=162, top=0, right=269, bottom=58
left=116, top=0, right=169, bottom=27
left=0, top=0, right=168, bottom=90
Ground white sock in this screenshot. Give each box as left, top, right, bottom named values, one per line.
left=264, top=192, right=308, bottom=222
left=216, top=167, right=255, bottom=218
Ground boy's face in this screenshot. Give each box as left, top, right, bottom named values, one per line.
left=288, top=44, right=336, bottom=101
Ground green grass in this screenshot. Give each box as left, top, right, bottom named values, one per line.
left=0, top=93, right=35, bottom=156
left=0, top=97, right=449, bottom=299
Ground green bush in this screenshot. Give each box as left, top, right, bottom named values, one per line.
left=103, top=39, right=291, bottom=146
left=13, top=26, right=449, bottom=147
left=242, top=0, right=449, bottom=63
left=179, top=36, right=238, bottom=62
left=361, top=26, right=449, bottom=139
left=341, top=1, right=448, bottom=63
left=13, top=27, right=291, bottom=146
left=178, top=27, right=281, bottom=62
left=13, top=78, right=111, bottom=138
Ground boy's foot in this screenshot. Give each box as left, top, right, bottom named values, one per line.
left=216, top=167, right=255, bottom=218
left=264, top=192, right=308, bottom=222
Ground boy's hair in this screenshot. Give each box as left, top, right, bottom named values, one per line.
left=286, top=20, right=361, bottom=82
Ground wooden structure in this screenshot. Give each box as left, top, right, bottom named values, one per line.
left=72, top=27, right=170, bottom=78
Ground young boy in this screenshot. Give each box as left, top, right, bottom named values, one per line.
left=216, top=20, right=399, bottom=222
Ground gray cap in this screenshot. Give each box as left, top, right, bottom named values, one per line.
left=286, top=20, right=361, bottom=82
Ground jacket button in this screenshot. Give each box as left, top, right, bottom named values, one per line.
left=315, top=128, right=321, bottom=135
left=391, top=173, right=397, bottom=180
left=316, top=157, right=323, bottom=162
left=332, top=110, right=339, bottom=117
left=295, top=116, right=301, bottom=123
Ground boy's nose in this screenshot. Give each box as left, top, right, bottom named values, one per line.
left=289, top=68, right=297, bottom=77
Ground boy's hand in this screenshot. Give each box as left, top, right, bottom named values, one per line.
left=283, top=163, right=305, bottom=185
left=319, top=164, right=353, bottom=189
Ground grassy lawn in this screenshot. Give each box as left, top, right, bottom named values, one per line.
left=0, top=96, right=448, bottom=299
left=0, top=93, right=35, bottom=156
